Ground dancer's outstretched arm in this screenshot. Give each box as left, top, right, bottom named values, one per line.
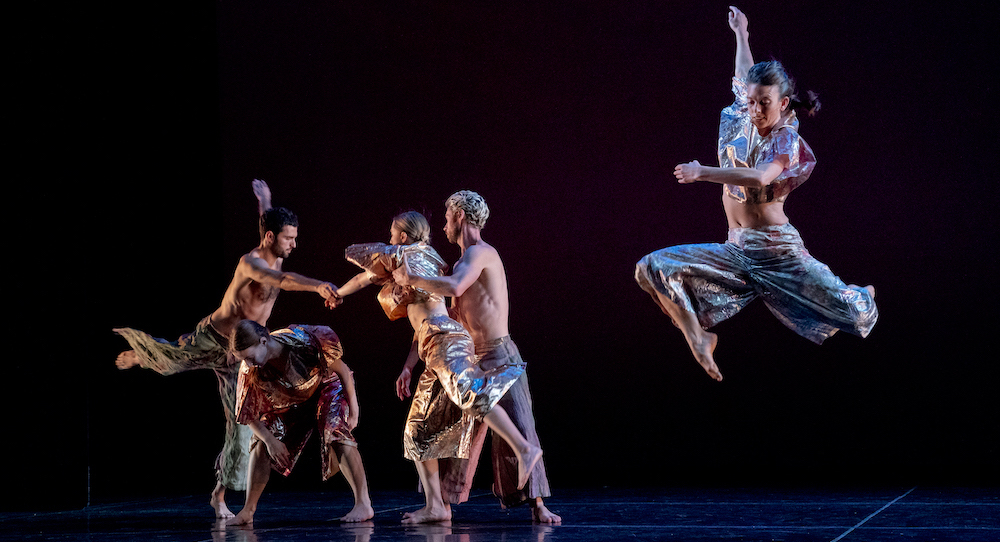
left=331, top=272, right=372, bottom=298
left=729, top=6, right=753, bottom=79
left=238, top=252, right=338, bottom=300
left=392, top=245, right=489, bottom=298
left=675, top=158, right=788, bottom=188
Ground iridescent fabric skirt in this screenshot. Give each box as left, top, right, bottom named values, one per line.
left=634, top=223, right=877, bottom=343
left=252, top=377, right=356, bottom=480
left=403, top=315, right=524, bottom=462
left=114, top=317, right=251, bottom=491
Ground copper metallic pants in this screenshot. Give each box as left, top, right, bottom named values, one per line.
left=438, top=336, right=552, bottom=507
left=403, top=316, right=523, bottom=462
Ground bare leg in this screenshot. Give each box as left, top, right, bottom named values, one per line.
left=402, top=459, right=451, bottom=524
left=333, top=444, right=374, bottom=522
left=210, top=482, right=234, bottom=519
left=227, top=443, right=271, bottom=526
left=531, top=497, right=562, bottom=524
left=115, top=350, right=140, bottom=370
left=652, top=290, right=722, bottom=381
left=483, top=406, right=542, bottom=490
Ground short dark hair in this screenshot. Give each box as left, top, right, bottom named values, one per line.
left=230, top=319, right=269, bottom=353
left=259, top=207, right=298, bottom=240
left=747, top=60, right=821, bottom=117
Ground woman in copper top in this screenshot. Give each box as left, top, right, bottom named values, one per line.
left=635, top=6, right=878, bottom=381
left=332, top=211, right=542, bottom=524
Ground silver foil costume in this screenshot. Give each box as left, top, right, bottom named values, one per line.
left=719, top=77, right=816, bottom=204
left=114, top=318, right=251, bottom=491
left=235, top=325, right=356, bottom=479
left=344, top=242, right=523, bottom=462
left=634, top=77, right=878, bottom=343
left=438, top=336, right=551, bottom=507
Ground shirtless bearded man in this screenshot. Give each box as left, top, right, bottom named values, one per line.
left=113, top=180, right=341, bottom=518
left=393, top=190, right=561, bottom=524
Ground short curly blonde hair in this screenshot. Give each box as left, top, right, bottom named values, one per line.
left=446, top=190, right=490, bottom=229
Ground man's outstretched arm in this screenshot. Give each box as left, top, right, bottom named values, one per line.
left=240, top=254, right=338, bottom=300
left=393, top=245, right=490, bottom=297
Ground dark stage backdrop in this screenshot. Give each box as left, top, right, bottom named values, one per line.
left=14, top=0, right=997, bottom=511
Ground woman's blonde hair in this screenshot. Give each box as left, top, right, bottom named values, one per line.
left=392, top=211, right=431, bottom=243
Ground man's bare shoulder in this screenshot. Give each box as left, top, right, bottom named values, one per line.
left=238, top=248, right=281, bottom=271
left=466, top=241, right=501, bottom=264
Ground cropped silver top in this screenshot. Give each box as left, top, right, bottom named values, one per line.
left=718, top=77, right=817, bottom=204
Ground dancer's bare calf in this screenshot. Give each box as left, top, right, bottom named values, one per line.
left=653, top=290, right=723, bottom=381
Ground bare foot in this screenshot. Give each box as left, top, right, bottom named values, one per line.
left=210, top=489, right=234, bottom=519
left=226, top=509, right=254, bottom=526
left=688, top=331, right=722, bottom=381
left=115, top=350, right=140, bottom=370
left=516, top=445, right=543, bottom=490
left=339, top=502, right=375, bottom=522
left=401, top=504, right=451, bottom=524
left=532, top=501, right=562, bottom=524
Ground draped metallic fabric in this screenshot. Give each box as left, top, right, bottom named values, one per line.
left=236, top=325, right=356, bottom=480
left=635, top=223, right=878, bottom=344
left=403, top=316, right=524, bottom=462
left=113, top=317, right=251, bottom=491
left=719, top=77, right=816, bottom=204
left=437, top=336, right=551, bottom=507
left=344, top=242, right=448, bottom=321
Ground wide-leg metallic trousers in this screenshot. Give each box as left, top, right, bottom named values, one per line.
left=403, top=316, right=524, bottom=462
left=635, top=223, right=877, bottom=343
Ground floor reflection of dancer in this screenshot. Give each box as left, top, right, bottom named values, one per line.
left=226, top=320, right=374, bottom=525
left=113, top=180, right=341, bottom=517
left=330, top=211, right=542, bottom=524
left=393, top=191, right=560, bottom=523
left=634, top=6, right=878, bottom=381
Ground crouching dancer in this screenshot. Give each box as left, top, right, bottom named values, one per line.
left=227, top=320, right=374, bottom=525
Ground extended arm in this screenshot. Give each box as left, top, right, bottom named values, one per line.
left=241, top=254, right=338, bottom=300
left=729, top=6, right=753, bottom=79
left=674, top=157, right=788, bottom=188
left=392, top=246, right=488, bottom=297
left=335, top=271, right=373, bottom=296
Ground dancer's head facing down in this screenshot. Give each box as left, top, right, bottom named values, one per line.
left=230, top=319, right=271, bottom=367
left=390, top=211, right=431, bottom=246
left=259, top=207, right=299, bottom=258
left=444, top=190, right=489, bottom=243
left=745, top=60, right=821, bottom=134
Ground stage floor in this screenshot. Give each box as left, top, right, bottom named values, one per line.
left=2, top=487, right=997, bottom=541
